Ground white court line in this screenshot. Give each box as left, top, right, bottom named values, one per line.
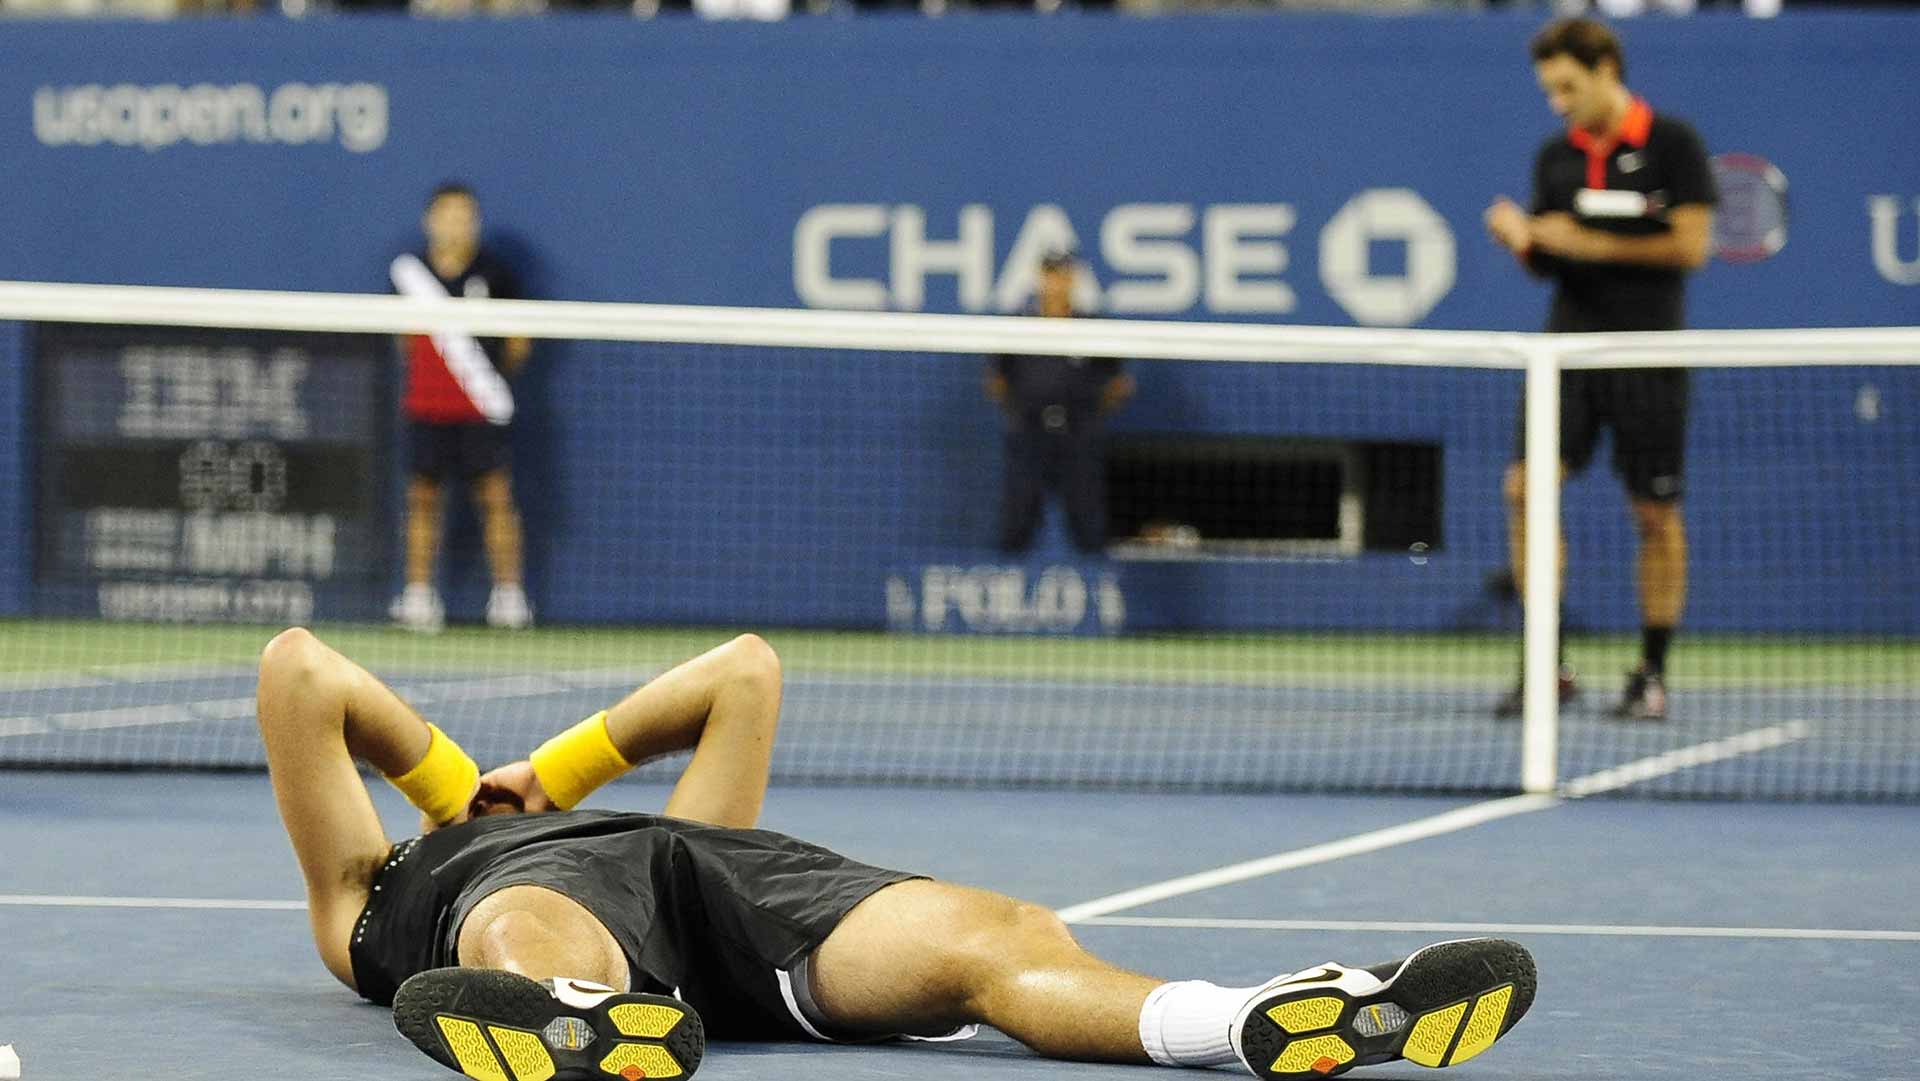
left=0, top=672, right=112, bottom=693
left=552, top=666, right=661, bottom=687
left=1559, top=720, right=1811, bottom=797
left=0, top=671, right=1476, bottom=739
left=0, top=675, right=588, bottom=739
left=92, top=662, right=257, bottom=683
left=1056, top=721, right=1812, bottom=924
left=0, top=663, right=256, bottom=693
left=0, top=668, right=1283, bottom=735
left=0, top=663, right=262, bottom=692
left=190, top=696, right=261, bottom=721
left=0, top=894, right=305, bottom=911
left=1055, top=794, right=1556, bottom=923
left=1077, top=915, right=1920, bottom=943
left=392, top=674, right=574, bottom=705
left=50, top=704, right=198, bottom=732
left=4, top=895, right=1909, bottom=946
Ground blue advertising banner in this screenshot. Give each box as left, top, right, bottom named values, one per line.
left=0, top=16, right=1915, bottom=632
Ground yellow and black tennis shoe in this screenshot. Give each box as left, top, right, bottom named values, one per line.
left=394, top=968, right=704, bottom=1081
left=1231, top=938, right=1535, bottom=1080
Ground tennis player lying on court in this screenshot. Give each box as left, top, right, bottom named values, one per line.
left=257, top=627, right=1535, bottom=1081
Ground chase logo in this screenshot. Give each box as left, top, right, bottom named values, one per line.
left=792, top=190, right=1456, bottom=327
left=1317, top=189, right=1457, bottom=327
left=33, top=82, right=389, bottom=153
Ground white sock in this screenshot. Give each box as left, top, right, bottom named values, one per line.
left=1138, top=979, right=1258, bottom=1067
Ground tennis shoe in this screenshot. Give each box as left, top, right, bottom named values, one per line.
left=390, top=584, right=445, bottom=634
left=487, top=583, right=534, bottom=630
left=1491, top=667, right=1577, bottom=720
left=1610, top=668, right=1667, bottom=721
left=395, top=967, right=704, bottom=1081
left=1231, top=938, right=1535, bottom=1080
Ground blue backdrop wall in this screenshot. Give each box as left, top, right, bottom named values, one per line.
left=1, top=15, right=1915, bottom=633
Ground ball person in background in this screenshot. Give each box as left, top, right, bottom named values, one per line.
left=985, top=248, right=1135, bottom=555
left=388, top=182, right=535, bottom=633
left=1485, top=18, right=1717, bottom=721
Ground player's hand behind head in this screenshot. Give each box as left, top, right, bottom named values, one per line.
left=472, top=760, right=559, bottom=817
left=417, top=761, right=556, bottom=834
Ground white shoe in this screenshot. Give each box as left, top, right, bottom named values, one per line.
left=1230, top=939, right=1535, bottom=1079
left=389, top=584, right=445, bottom=634
left=486, top=583, right=533, bottom=630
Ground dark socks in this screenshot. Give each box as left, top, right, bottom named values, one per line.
left=1642, top=626, right=1673, bottom=676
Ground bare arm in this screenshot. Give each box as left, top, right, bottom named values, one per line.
left=1100, top=372, right=1136, bottom=415
left=1486, top=197, right=1533, bottom=256
left=1528, top=205, right=1714, bottom=270
left=1485, top=197, right=1552, bottom=276
left=256, top=627, right=467, bottom=986
left=481, top=635, right=784, bottom=828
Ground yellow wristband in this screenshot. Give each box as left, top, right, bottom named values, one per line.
left=385, top=723, right=479, bottom=826
left=530, top=711, right=632, bottom=811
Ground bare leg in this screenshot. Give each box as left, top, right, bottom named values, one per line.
left=1502, top=460, right=1569, bottom=606
left=1633, top=498, right=1687, bottom=631
left=406, top=476, right=443, bottom=587
left=457, top=885, right=629, bottom=990
left=472, top=468, right=525, bottom=587
left=256, top=627, right=438, bottom=989
left=808, top=880, right=1159, bottom=1062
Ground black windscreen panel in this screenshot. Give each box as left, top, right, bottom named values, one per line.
left=1106, top=435, right=1440, bottom=555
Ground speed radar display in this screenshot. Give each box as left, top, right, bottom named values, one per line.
left=34, top=325, right=392, bottom=624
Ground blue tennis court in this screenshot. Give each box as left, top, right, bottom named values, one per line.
left=4, top=770, right=1914, bottom=1080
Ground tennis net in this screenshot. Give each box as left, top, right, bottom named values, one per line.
left=0, top=281, right=1914, bottom=799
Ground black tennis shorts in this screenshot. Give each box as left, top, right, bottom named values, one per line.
left=349, top=811, right=921, bottom=1040
left=408, top=420, right=512, bottom=482
left=1515, top=368, right=1689, bottom=501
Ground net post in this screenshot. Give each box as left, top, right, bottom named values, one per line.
left=1520, top=340, right=1562, bottom=795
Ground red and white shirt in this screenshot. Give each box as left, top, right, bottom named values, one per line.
left=391, top=250, right=521, bottom=425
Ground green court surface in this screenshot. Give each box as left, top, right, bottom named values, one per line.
left=1, top=618, right=1912, bottom=689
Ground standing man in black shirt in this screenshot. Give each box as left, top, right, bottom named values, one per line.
left=986, top=249, right=1135, bottom=554
left=1484, top=18, right=1717, bottom=721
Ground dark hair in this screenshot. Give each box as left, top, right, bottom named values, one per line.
left=1039, top=247, right=1078, bottom=271
left=426, top=181, right=476, bottom=209
left=1530, top=18, right=1625, bottom=80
